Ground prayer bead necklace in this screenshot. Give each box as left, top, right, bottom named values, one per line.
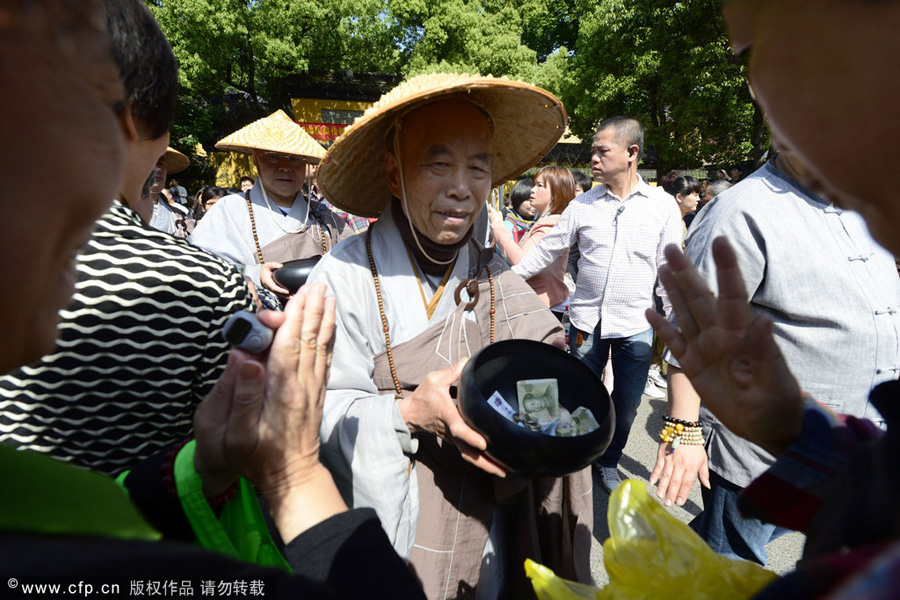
left=366, top=227, right=495, bottom=398
left=246, top=192, right=328, bottom=264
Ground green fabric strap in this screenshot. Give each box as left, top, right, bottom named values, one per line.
left=0, top=445, right=160, bottom=541
left=174, top=441, right=290, bottom=572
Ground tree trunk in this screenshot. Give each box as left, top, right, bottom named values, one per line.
left=246, top=31, right=260, bottom=111
left=749, top=92, right=769, bottom=167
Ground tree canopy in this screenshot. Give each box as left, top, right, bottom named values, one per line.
left=147, top=0, right=766, bottom=184
left=561, top=0, right=765, bottom=175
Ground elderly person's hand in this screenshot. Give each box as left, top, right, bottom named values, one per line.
left=397, top=360, right=506, bottom=478
left=193, top=283, right=346, bottom=542
left=259, top=261, right=289, bottom=296
left=645, top=239, right=804, bottom=457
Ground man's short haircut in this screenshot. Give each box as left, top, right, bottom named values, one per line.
left=570, top=169, right=592, bottom=192
left=103, top=0, right=177, bottom=141
left=239, top=176, right=254, bottom=183
left=596, top=116, right=644, bottom=163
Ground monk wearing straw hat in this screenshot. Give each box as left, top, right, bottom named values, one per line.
left=307, top=73, right=593, bottom=598
left=191, top=110, right=350, bottom=297
left=148, top=146, right=192, bottom=237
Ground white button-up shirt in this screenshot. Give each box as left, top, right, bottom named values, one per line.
left=513, top=178, right=683, bottom=338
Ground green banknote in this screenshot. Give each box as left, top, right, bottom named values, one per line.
left=517, top=378, right=560, bottom=424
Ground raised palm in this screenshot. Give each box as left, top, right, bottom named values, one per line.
left=646, top=238, right=804, bottom=457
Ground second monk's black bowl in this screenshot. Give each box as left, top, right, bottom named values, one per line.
left=272, top=257, right=321, bottom=294
left=458, top=339, right=614, bottom=478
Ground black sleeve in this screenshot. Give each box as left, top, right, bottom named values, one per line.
left=283, top=508, right=424, bottom=597
left=2, top=514, right=426, bottom=600
left=120, top=445, right=195, bottom=542
left=119, top=445, right=425, bottom=598
left=121, top=455, right=425, bottom=598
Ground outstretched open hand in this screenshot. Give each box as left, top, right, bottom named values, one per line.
left=645, top=238, right=804, bottom=457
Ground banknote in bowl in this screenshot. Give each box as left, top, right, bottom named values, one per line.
left=517, top=378, right=560, bottom=424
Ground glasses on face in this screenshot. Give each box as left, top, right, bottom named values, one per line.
left=260, top=151, right=304, bottom=165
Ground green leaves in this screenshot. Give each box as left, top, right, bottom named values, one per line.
left=149, top=0, right=767, bottom=183
left=562, top=0, right=765, bottom=174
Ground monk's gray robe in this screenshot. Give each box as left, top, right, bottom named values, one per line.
left=190, top=180, right=349, bottom=286
left=308, top=202, right=592, bottom=599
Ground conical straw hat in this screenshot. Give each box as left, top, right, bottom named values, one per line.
left=215, top=109, right=326, bottom=163
left=163, top=147, right=189, bottom=174
left=317, top=73, right=567, bottom=218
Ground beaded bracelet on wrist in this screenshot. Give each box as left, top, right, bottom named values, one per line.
left=161, top=438, right=238, bottom=508
left=161, top=438, right=191, bottom=499
left=205, top=481, right=239, bottom=508
left=659, top=422, right=704, bottom=449
left=663, top=415, right=701, bottom=428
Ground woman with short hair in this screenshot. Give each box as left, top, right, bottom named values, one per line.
left=496, top=177, right=535, bottom=264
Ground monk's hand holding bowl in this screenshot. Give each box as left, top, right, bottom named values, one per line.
left=397, top=359, right=507, bottom=478
left=260, top=261, right=289, bottom=296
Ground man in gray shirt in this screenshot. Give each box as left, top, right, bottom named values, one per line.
left=650, top=151, right=900, bottom=565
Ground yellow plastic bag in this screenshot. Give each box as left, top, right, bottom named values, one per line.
left=526, top=480, right=778, bottom=600
left=525, top=560, right=600, bottom=599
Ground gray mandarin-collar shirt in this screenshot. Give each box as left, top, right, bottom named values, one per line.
left=670, top=161, right=900, bottom=487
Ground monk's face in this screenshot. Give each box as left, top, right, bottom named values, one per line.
left=724, top=0, right=900, bottom=254
left=1, top=2, right=125, bottom=373
left=253, top=150, right=306, bottom=205
left=386, top=100, right=493, bottom=246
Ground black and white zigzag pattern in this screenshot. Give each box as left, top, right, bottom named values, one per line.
left=0, top=202, right=254, bottom=476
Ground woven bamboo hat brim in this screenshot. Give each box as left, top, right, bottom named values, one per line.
left=163, top=147, right=189, bottom=174
left=214, top=109, right=326, bottom=163
left=317, top=73, right=567, bottom=218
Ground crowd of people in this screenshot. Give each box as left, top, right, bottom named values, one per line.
left=3, top=0, right=900, bottom=599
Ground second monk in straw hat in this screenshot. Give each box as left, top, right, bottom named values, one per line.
left=307, top=73, right=593, bottom=597
left=148, top=146, right=192, bottom=237
left=191, top=110, right=351, bottom=297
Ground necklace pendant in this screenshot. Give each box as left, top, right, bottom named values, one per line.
left=454, top=278, right=480, bottom=310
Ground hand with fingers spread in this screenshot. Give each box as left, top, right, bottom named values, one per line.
left=193, top=283, right=347, bottom=543
left=645, top=238, right=804, bottom=458
left=260, top=261, right=289, bottom=296
left=397, top=360, right=506, bottom=478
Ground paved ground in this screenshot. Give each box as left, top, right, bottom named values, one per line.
left=586, top=387, right=805, bottom=587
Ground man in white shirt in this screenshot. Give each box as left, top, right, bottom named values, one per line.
left=514, top=116, right=683, bottom=492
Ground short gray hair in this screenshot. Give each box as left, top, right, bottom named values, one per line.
left=706, top=180, right=732, bottom=200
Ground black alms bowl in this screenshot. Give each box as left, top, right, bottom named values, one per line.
left=272, top=257, right=321, bottom=294
left=458, top=339, right=614, bottom=478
